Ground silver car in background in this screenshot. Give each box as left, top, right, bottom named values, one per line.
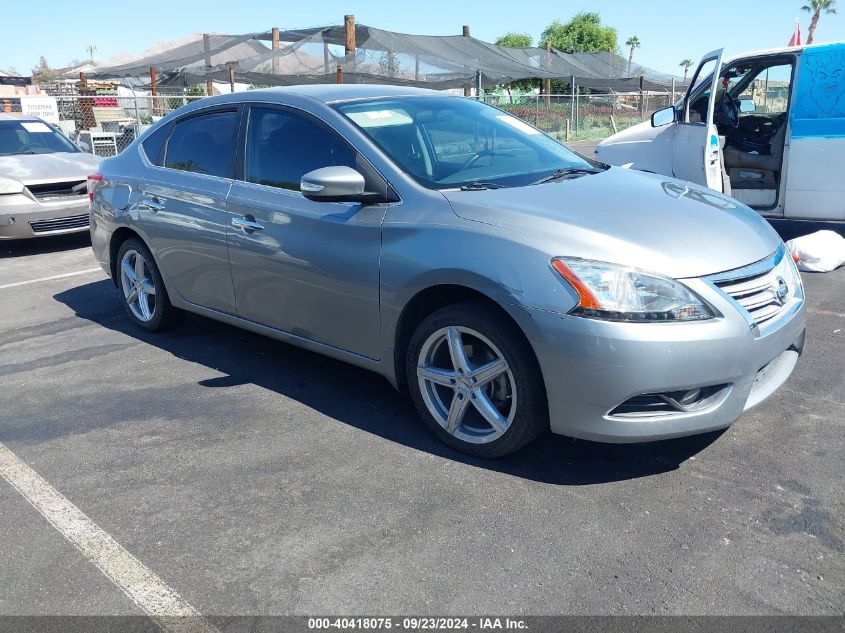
left=0, top=113, right=101, bottom=239
left=90, top=86, right=806, bottom=457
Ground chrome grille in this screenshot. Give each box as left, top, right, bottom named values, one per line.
left=26, top=180, right=87, bottom=200
left=711, top=247, right=797, bottom=329
left=29, top=214, right=89, bottom=233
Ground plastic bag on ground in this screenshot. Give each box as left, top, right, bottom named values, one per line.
left=785, top=230, right=845, bottom=272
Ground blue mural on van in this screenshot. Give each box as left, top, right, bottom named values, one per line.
left=791, top=43, right=845, bottom=138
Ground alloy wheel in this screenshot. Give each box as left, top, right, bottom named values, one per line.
left=416, top=326, right=516, bottom=444
left=119, top=249, right=157, bottom=322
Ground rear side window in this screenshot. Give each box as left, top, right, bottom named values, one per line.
left=141, top=124, right=170, bottom=166
left=164, top=111, right=238, bottom=177
left=244, top=107, right=355, bottom=191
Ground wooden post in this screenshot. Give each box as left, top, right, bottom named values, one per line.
left=228, top=65, right=235, bottom=93
left=462, top=25, right=471, bottom=97
left=543, top=41, right=552, bottom=106
left=344, top=15, right=356, bottom=56
left=203, top=33, right=213, bottom=96
left=77, top=71, right=96, bottom=132
left=149, top=66, right=159, bottom=116
left=336, top=65, right=344, bottom=84
left=272, top=26, right=280, bottom=75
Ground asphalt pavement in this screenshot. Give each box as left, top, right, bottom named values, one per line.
left=0, top=229, right=842, bottom=619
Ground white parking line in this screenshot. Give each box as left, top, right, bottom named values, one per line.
left=0, top=442, right=218, bottom=633
left=0, top=268, right=103, bottom=290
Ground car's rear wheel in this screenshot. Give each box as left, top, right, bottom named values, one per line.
left=116, top=238, right=179, bottom=331
left=406, top=302, right=548, bottom=457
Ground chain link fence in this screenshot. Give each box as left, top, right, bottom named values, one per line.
left=478, top=91, right=677, bottom=141
left=2, top=86, right=678, bottom=157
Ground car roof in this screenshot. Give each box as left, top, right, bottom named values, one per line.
left=725, top=41, right=843, bottom=63
left=0, top=113, right=42, bottom=122
left=198, top=84, right=455, bottom=110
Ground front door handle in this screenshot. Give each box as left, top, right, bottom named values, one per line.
left=231, top=215, right=264, bottom=232
left=140, top=196, right=165, bottom=212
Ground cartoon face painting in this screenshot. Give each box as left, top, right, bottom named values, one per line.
left=806, top=49, right=845, bottom=114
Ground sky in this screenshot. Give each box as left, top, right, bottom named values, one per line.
left=2, top=0, right=844, bottom=77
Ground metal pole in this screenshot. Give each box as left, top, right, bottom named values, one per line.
left=203, top=34, right=213, bottom=96
left=124, top=77, right=142, bottom=136
left=570, top=75, right=576, bottom=130
left=462, top=25, right=471, bottom=97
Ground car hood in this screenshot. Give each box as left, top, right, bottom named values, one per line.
left=596, top=119, right=655, bottom=148
left=0, top=152, right=102, bottom=185
left=442, top=167, right=781, bottom=279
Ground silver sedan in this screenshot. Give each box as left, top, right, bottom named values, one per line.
left=89, top=86, right=806, bottom=457
left=0, top=114, right=101, bottom=239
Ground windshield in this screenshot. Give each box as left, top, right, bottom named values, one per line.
left=0, top=120, right=79, bottom=156
left=334, top=97, right=597, bottom=189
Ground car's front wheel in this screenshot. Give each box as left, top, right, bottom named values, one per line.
left=406, top=302, right=548, bottom=457
left=116, top=238, right=179, bottom=331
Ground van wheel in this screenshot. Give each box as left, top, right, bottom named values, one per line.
left=116, top=238, right=179, bottom=331
left=406, top=302, right=548, bottom=457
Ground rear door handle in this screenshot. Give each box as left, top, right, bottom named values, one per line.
left=231, top=215, right=264, bottom=232
left=140, top=196, right=165, bottom=212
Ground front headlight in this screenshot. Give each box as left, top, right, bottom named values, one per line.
left=0, top=176, right=24, bottom=195
left=551, top=257, right=714, bottom=322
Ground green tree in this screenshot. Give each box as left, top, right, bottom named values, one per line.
left=679, top=58, right=693, bottom=82
left=30, top=56, right=56, bottom=84
left=802, top=0, right=838, bottom=44
left=495, top=32, right=533, bottom=48
left=540, top=12, right=617, bottom=53
left=625, top=36, right=641, bottom=74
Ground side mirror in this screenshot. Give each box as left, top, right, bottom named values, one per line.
left=301, top=166, right=380, bottom=203
left=739, top=98, right=756, bottom=113
left=651, top=106, right=676, bottom=128
left=76, top=140, right=91, bottom=153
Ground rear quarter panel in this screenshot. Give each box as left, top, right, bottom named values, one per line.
left=784, top=43, right=845, bottom=221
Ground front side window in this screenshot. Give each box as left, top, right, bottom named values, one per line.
left=734, top=63, right=793, bottom=115
left=0, top=120, right=79, bottom=156
left=334, top=97, right=595, bottom=189
left=164, top=111, right=237, bottom=177
left=245, top=107, right=356, bottom=191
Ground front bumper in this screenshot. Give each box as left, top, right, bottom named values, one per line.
left=0, top=193, right=90, bottom=239
left=526, top=274, right=806, bottom=443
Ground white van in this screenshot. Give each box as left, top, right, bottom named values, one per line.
left=596, top=43, right=845, bottom=221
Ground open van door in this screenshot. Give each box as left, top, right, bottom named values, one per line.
left=673, top=49, right=725, bottom=191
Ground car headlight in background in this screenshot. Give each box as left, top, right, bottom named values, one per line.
left=0, top=177, right=24, bottom=195
left=551, top=257, right=714, bottom=322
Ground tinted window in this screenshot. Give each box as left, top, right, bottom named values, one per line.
left=141, top=123, right=170, bottom=166
left=164, top=111, right=237, bottom=177
left=245, top=107, right=355, bottom=191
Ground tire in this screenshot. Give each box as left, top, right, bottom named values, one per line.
left=115, top=238, right=180, bottom=332
left=406, top=302, right=548, bottom=458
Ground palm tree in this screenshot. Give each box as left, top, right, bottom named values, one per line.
left=679, top=59, right=693, bottom=83
left=802, top=0, right=838, bottom=44
left=626, top=36, right=641, bottom=74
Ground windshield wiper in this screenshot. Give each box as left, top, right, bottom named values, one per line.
left=532, top=167, right=604, bottom=185
left=460, top=182, right=505, bottom=191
